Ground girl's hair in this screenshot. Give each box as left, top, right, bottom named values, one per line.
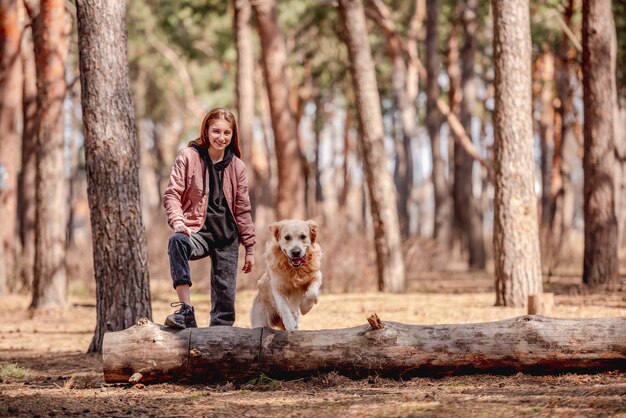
left=189, top=108, right=241, bottom=158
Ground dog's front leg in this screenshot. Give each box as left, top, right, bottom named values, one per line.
left=270, top=278, right=298, bottom=332
left=300, top=272, right=322, bottom=315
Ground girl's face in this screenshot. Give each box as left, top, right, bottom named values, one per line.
left=207, top=119, right=233, bottom=152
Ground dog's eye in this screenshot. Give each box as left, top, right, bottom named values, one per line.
left=300, top=234, right=306, bottom=240
left=284, top=235, right=291, bottom=241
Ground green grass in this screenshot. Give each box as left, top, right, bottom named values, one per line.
left=522, top=406, right=544, bottom=415
left=68, top=281, right=89, bottom=298
left=241, top=373, right=282, bottom=391
left=0, top=363, right=29, bottom=379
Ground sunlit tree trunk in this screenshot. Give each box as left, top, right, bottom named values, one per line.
left=252, top=0, right=305, bottom=219
left=365, top=0, right=421, bottom=238
left=30, top=0, right=69, bottom=309
left=547, top=0, right=576, bottom=275
left=492, top=0, right=542, bottom=307
left=536, top=52, right=556, bottom=232
left=446, top=6, right=461, bottom=253
left=17, top=13, right=37, bottom=293
left=426, top=0, right=451, bottom=244
left=459, top=0, right=485, bottom=269
left=581, top=0, right=618, bottom=288
left=0, top=0, right=24, bottom=294
left=338, top=107, right=352, bottom=209
left=338, top=0, right=405, bottom=293
left=76, top=0, right=152, bottom=352
left=234, top=0, right=256, bottom=206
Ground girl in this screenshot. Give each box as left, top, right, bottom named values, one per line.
left=163, top=108, right=255, bottom=328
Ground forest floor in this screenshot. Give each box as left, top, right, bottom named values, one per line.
left=1, top=270, right=625, bottom=417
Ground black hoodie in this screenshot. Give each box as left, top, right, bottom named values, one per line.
left=192, top=144, right=238, bottom=249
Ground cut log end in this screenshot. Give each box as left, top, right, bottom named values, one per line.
left=367, top=313, right=384, bottom=330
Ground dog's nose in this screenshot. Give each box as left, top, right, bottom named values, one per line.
left=290, top=248, right=302, bottom=258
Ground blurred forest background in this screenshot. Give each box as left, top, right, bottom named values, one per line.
left=0, top=0, right=625, bottom=350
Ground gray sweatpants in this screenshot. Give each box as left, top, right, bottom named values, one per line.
left=168, top=233, right=239, bottom=326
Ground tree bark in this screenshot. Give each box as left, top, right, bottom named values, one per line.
left=234, top=0, right=256, bottom=198
left=446, top=5, right=461, bottom=253
left=459, top=0, right=485, bottom=269
left=76, top=0, right=152, bottom=352
left=30, top=0, right=69, bottom=309
left=546, top=0, right=576, bottom=275
left=492, top=0, right=542, bottom=307
left=536, top=51, right=556, bottom=231
left=582, top=0, right=619, bottom=288
left=337, top=0, right=405, bottom=292
left=18, top=20, right=38, bottom=292
left=103, top=316, right=626, bottom=383
left=252, top=0, right=305, bottom=219
left=365, top=0, right=419, bottom=239
left=426, top=0, right=451, bottom=244
left=0, top=0, right=24, bottom=294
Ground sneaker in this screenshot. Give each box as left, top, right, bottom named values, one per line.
left=164, top=302, right=197, bottom=329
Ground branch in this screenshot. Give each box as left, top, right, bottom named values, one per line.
left=547, top=10, right=582, bottom=53
left=144, top=31, right=204, bottom=121
left=364, top=1, right=491, bottom=177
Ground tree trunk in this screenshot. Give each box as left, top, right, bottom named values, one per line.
left=337, top=0, right=405, bottom=293
left=234, top=0, right=256, bottom=200
left=459, top=0, right=485, bottom=269
left=103, top=316, right=626, bottom=383
left=426, top=0, right=451, bottom=244
left=132, top=69, right=161, bottom=229
left=446, top=6, right=461, bottom=254
left=492, top=0, right=542, bottom=307
left=0, top=0, right=24, bottom=294
left=252, top=0, right=305, bottom=220
left=251, top=61, right=275, bottom=224
left=365, top=0, right=417, bottom=239
left=30, top=0, right=69, bottom=309
left=582, top=0, right=618, bottom=288
left=17, top=18, right=37, bottom=293
left=536, top=52, right=556, bottom=231
left=546, top=0, right=576, bottom=275
left=76, top=0, right=152, bottom=352
left=313, top=95, right=324, bottom=209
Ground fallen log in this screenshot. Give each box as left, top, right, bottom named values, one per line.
left=102, top=315, right=626, bottom=384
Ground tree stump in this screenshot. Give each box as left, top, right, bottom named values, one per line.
left=528, top=293, right=554, bottom=315
left=102, top=316, right=626, bottom=384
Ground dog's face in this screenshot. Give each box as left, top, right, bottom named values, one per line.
left=269, top=219, right=318, bottom=268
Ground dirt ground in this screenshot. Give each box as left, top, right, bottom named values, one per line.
left=1, top=270, right=625, bottom=417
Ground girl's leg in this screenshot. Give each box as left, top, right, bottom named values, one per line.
left=166, top=232, right=209, bottom=328
left=168, top=232, right=211, bottom=293
left=175, top=284, right=191, bottom=306
left=209, top=239, right=239, bottom=326
left=168, top=233, right=194, bottom=290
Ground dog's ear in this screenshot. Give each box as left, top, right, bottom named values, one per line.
left=306, top=219, right=318, bottom=244
left=269, top=222, right=282, bottom=242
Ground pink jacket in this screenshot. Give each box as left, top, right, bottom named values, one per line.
left=163, top=147, right=256, bottom=255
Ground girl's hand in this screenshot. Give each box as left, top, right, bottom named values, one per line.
left=242, top=254, right=254, bottom=273
left=175, top=224, right=191, bottom=236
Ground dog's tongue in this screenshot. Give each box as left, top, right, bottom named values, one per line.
left=291, top=255, right=307, bottom=266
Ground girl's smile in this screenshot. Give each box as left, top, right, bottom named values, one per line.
left=208, top=119, right=233, bottom=151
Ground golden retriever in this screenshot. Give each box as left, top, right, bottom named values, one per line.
left=250, top=219, right=323, bottom=332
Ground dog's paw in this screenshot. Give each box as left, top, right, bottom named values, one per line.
left=300, top=294, right=318, bottom=315
left=283, top=317, right=299, bottom=332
